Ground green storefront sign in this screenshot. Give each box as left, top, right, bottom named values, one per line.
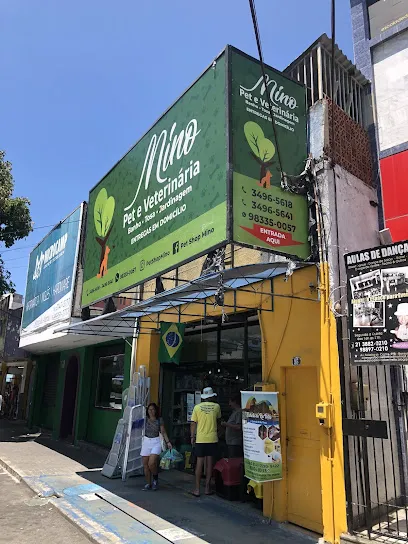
left=82, top=47, right=308, bottom=307
left=230, top=50, right=309, bottom=258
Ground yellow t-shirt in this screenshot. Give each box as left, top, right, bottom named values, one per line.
left=191, top=402, right=221, bottom=443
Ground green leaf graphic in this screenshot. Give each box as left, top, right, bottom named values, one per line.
left=94, top=188, right=115, bottom=237
left=258, top=137, right=275, bottom=162
left=102, top=196, right=115, bottom=236
left=244, top=121, right=264, bottom=158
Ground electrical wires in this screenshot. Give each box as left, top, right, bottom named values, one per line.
left=248, top=0, right=284, bottom=181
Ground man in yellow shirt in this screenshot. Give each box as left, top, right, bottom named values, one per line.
left=190, top=387, right=221, bottom=497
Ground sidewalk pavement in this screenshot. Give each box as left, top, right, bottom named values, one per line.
left=0, top=420, right=319, bottom=544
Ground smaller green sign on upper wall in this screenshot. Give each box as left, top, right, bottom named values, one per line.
left=230, top=48, right=310, bottom=259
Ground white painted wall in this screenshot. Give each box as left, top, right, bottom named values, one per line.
left=373, top=29, right=408, bottom=152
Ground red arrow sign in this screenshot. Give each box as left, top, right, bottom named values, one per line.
left=241, top=223, right=303, bottom=247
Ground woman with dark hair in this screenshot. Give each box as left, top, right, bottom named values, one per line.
left=141, top=403, right=172, bottom=490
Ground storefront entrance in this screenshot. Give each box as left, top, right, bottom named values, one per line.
left=60, top=356, right=79, bottom=440
left=160, top=315, right=261, bottom=456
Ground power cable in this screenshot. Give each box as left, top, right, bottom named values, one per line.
left=0, top=219, right=81, bottom=238
left=0, top=244, right=37, bottom=253
left=248, top=0, right=284, bottom=180
left=1, top=255, right=31, bottom=263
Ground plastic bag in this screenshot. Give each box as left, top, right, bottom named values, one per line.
left=159, top=448, right=184, bottom=470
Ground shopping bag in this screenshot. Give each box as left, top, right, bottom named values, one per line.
left=159, top=448, right=183, bottom=470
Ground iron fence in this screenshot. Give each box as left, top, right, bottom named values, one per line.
left=341, top=325, right=408, bottom=542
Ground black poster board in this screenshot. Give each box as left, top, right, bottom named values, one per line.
left=345, top=241, right=408, bottom=365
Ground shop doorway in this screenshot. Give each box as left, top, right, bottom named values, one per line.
left=160, top=316, right=262, bottom=455
left=285, top=366, right=323, bottom=534
left=60, top=356, right=79, bottom=440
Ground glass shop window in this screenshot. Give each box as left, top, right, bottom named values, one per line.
left=181, top=329, right=217, bottom=363
left=220, top=326, right=245, bottom=360
left=96, top=354, right=124, bottom=410
left=248, top=324, right=262, bottom=386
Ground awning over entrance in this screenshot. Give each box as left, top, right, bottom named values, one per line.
left=57, top=262, right=306, bottom=339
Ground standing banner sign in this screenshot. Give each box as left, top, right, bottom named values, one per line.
left=345, top=241, right=408, bottom=365
left=241, top=391, right=282, bottom=483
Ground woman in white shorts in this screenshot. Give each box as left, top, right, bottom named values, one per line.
left=141, top=403, right=172, bottom=490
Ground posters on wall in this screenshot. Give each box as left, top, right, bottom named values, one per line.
left=230, top=48, right=309, bottom=259
left=81, top=46, right=310, bottom=307
left=345, top=241, right=408, bottom=365
left=21, top=205, right=83, bottom=336
left=241, top=391, right=282, bottom=483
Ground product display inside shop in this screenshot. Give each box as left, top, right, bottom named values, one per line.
left=160, top=318, right=262, bottom=465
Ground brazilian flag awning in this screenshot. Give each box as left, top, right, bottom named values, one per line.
left=159, top=322, right=185, bottom=364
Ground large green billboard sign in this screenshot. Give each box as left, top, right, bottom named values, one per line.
left=82, top=47, right=308, bottom=307
left=230, top=49, right=308, bottom=257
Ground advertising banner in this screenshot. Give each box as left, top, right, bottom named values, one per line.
left=231, top=48, right=309, bottom=259
left=81, top=46, right=310, bottom=307
left=81, top=55, right=228, bottom=307
left=241, top=391, right=282, bottom=483
left=21, top=205, right=83, bottom=335
left=345, top=241, right=408, bottom=365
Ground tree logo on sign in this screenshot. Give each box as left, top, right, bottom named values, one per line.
left=94, top=188, right=115, bottom=278
left=244, top=121, right=276, bottom=189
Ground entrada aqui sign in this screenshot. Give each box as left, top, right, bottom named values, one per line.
left=81, top=46, right=309, bottom=307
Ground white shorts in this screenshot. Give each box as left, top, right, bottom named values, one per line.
left=141, top=436, right=162, bottom=457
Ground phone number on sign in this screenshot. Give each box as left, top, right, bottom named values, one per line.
left=353, top=340, right=389, bottom=352
left=251, top=202, right=293, bottom=219
left=251, top=190, right=293, bottom=208
left=244, top=212, right=297, bottom=232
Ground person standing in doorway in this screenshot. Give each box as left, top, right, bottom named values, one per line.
left=141, top=403, right=172, bottom=491
left=222, top=394, right=243, bottom=458
left=190, top=387, right=221, bottom=497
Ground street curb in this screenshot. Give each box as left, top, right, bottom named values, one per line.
left=97, top=490, right=209, bottom=544
left=48, top=496, right=123, bottom=544
left=0, top=456, right=124, bottom=544
left=0, top=457, right=23, bottom=483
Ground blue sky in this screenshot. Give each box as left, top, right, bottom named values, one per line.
left=1, top=0, right=353, bottom=296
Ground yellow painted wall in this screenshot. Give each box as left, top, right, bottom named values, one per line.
left=134, top=262, right=346, bottom=543
left=258, top=267, right=321, bottom=523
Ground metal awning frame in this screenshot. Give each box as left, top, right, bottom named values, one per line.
left=57, top=262, right=318, bottom=339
